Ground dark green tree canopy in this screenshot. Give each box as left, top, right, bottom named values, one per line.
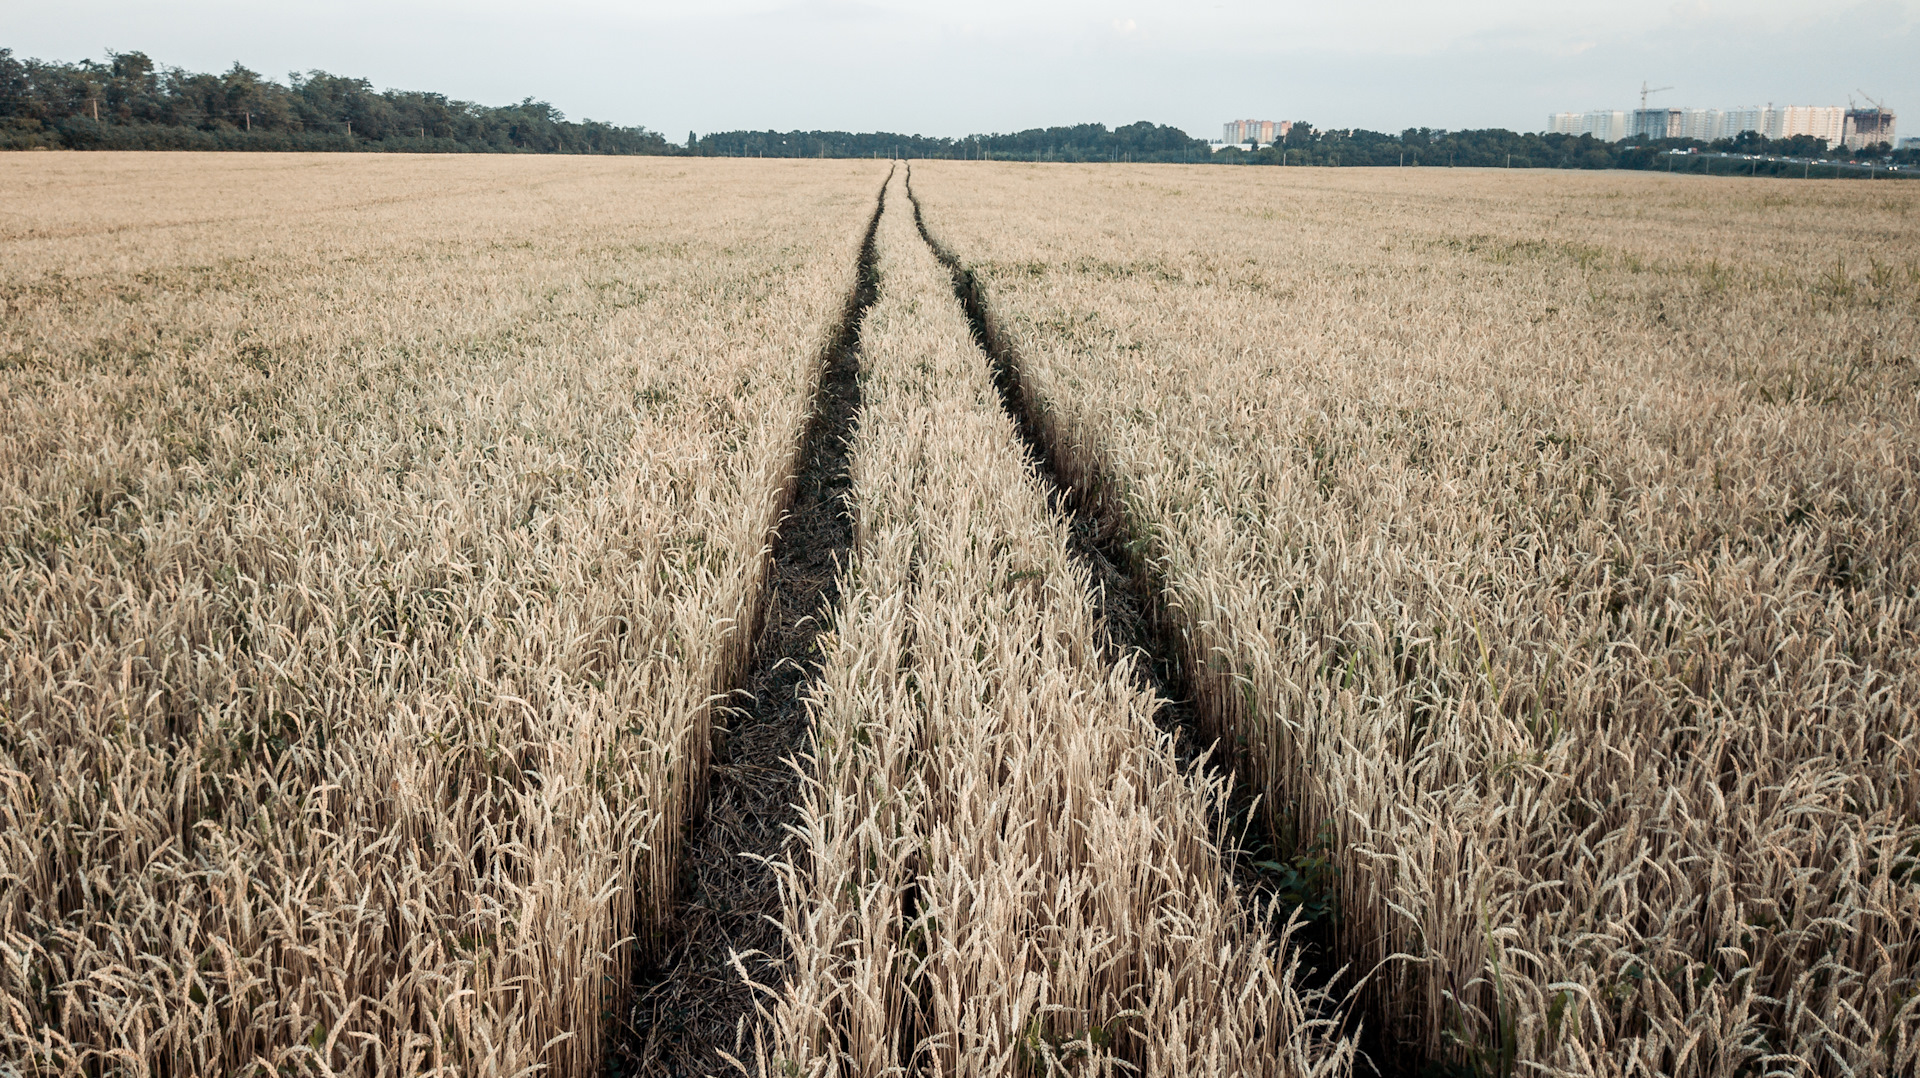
left=687, top=122, right=1212, bottom=162
left=0, top=47, right=671, bottom=154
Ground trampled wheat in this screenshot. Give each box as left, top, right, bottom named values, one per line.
left=750, top=168, right=1353, bottom=1078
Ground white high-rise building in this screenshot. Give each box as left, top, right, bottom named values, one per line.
left=1719, top=107, right=1765, bottom=140
left=1546, top=111, right=1630, bottom=141
left=1765, top=106, right=1846, bottom=144
left=1222, top=119, right=1289, bottom=146
left=1678, top=109, right=1724, bottom=141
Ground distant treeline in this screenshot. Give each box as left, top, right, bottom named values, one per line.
left=5, top=47, right=1912, bottom=174
left=1221, top=124, right=1918, bottom=172
left=0, top=48, right=672, bottom=153
left=688, top=123, right=1917, bottom=174
left=687, top=121, right=1211, bottom=162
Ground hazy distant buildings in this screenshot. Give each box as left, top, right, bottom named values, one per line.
left=1631, top=109, right=1683, bottom=140
left=1556, top=104, right=1852, bottom=147
left=1632, top=106, right=1843, bottom=143
left=1222, top=119, right=1290, bottom=147
left=1717, top=107, right=1765, bottom=140
left=1547, top=110, right=1631, bottom=141
left=1770, top=106, right=1848, bottom=144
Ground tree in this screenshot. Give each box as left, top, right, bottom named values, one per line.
left=103, top=51, right=163, bottom=123
left=0, top=49, right=29, bottom=116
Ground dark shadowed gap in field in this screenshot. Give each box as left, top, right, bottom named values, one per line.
left=902, top=166, right=1414, bottom=1078
left=611, top=168, right=890, bottom=1078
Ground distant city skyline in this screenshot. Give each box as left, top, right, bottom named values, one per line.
left=1545, top=100, right=1901, bottom=151
left=6, top=1, right=1916, bottom=139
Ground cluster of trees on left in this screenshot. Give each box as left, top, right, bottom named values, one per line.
left=0, top=49, right=673, bottom=154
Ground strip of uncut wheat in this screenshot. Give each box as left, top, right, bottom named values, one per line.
left=748, top=169, right=1352, bottom=1078
left=909, top=162, right=1920, bottom=1077
left=0, top=154, right=878, bottom=1075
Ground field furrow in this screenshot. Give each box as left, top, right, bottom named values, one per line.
left=753, top=169, right=1352, bottom=1077
left=620, top=167, right=889, bottom=1076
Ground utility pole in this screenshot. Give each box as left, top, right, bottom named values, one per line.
left=90, top=96, right=98, bottom=120
left=244, top=111, right=251, bottom=131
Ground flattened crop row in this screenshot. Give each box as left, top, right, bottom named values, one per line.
left=753, top=169, right=1352, bottom=1077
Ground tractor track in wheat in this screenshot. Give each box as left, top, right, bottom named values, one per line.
left=904, top=165, right=1408, bottom=1076
left=613, top=169, right=889, bottom=1078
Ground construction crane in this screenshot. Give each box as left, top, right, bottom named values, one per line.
left=1855, top=89, right=1887, bottom=112
left=1640, top=81, right=1674, bottom=111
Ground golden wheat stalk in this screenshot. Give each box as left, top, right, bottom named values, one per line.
left=0, top=154, right=880, bottom=1075
left=907, top=160, right=1920, bottom=1078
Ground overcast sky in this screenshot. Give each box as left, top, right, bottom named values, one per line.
left=7, top=1, right=1916, bottom=139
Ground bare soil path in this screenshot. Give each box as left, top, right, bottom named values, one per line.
left=611, top=171, right=888, bottom=1078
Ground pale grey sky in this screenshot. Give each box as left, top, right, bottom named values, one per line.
left=6, top=1, right=1916, bottom=138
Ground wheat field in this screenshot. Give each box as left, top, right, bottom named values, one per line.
left=908, top=161, right=1920, bottom=1077
left=0, top=154, right=876, bottom=1074
left=2, top=153, right=1915, bottom=1078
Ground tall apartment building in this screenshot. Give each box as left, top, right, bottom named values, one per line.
left=1222, top=119, right=1290, bottom=146
left=1674, top=108, right=1751, bottom=141
left=1843, top=108, right=1897, bottom=150
left=1547, top=111, right=1631, bottom=141
left=1719, top=107, right=1766, bottom=140
left=1768, top=106, right=1846, bottom=144
left=1632, top=109, right=1683, bottom=140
